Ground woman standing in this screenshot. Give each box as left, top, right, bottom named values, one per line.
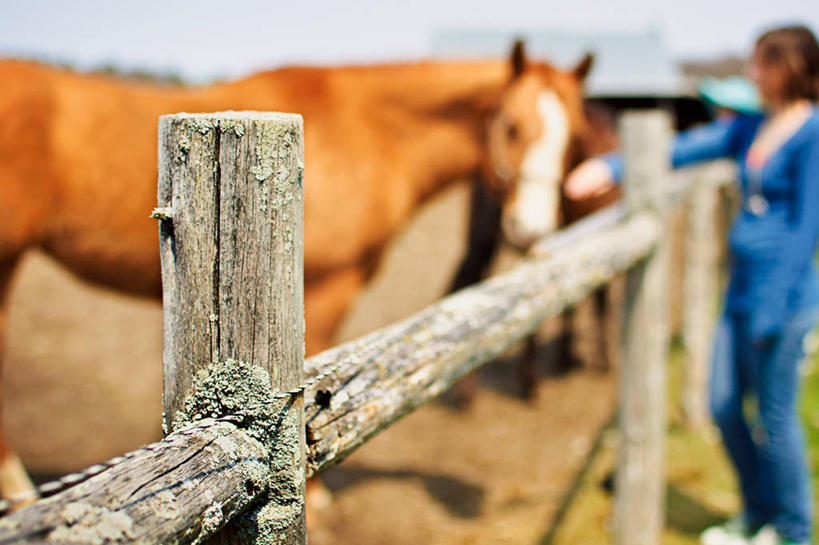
left=565, top=26, right=819, bottom=545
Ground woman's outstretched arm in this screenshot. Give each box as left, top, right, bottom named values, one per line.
left=565, top=115, right=746, bottom=200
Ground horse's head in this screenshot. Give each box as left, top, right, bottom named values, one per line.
left=481, top=40, right=593, bottom=249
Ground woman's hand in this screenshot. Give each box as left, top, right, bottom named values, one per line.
left=564, top=158, right=616, bottom=200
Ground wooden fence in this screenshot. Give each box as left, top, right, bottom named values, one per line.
left=0, top=110, right=732, bottom=545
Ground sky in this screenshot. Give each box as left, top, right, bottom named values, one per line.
left=1, top=0, right=818, bottom=82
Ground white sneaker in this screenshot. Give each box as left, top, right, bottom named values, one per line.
left=750, top=524, right=809, bottom=545
left=701, top=516, right=755, bottom=545
left=750, top=526, right=779, bottom=545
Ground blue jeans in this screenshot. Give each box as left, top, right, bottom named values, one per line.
left=709, top=306, right=818, bottom=543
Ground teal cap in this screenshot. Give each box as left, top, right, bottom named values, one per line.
left=698, top=76, right=763, bottom=115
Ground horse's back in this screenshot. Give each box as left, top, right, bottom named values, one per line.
left=0, top=59, right=494, bottom=318
left=0, top=61, right=56, bottom=260
left=0, top=61, right=193, bottom=294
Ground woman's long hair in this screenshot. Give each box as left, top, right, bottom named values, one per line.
left=756, top=25, right=819, bottom=102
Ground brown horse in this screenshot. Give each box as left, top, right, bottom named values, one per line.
left=449, top=96, right=621, bottom=405
left=0, top=42, right=592, bottom=503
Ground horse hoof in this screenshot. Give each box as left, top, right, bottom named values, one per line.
left=305, top=478, right=333, bottom=529
left=447, top=376, right=479, bottom=410
left=448, top=391, right=475, bottom=410
left=0, top=453, right=38, bottom=512
left=521, top=383, right=538, bottom=401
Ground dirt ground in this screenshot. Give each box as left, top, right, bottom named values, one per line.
left=4, top=180, right=616, bottom=544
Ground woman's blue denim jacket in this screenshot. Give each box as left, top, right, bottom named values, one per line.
left=603, top=110, right=819, bottom=343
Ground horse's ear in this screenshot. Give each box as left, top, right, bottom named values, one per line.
left=511, top=39, right=527, bottom=78
left=573, top=52, right=594, bottom=81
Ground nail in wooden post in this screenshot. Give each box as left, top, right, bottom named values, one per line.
left=614, top=110, right=671, bottom=545
left=157, top=111, right=305, bottom=544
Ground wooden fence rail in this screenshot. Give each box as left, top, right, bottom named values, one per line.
left=0, top=110, right=731, bottom=545
left=302, top=211, right=661, bottom=475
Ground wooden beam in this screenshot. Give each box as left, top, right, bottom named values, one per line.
left=682, top=162, right=734, bottom=430
left=302, top=212, right=661, bottom=475
left=682, top=168, right=716, bottom=430
left=0, top=421, right=275, bottom=544
left=157, top=112, right=306, bottom=544
left=614, top=110, right=672, bottom=545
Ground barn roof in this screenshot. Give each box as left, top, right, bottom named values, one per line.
left=433, top=29, right=684, bottom=98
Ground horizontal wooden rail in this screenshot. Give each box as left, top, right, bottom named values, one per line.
left=0, top=419, right=275, bottom=544
left=301, top=211, right=661, bottom=475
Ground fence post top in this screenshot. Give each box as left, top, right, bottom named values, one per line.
left=160, top=111, right=303, bottom=124
left=619, top=109, right=672, bottom=214
left=619, top=108, right=672, bottom=125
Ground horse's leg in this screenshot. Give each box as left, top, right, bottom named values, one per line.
left=601, top=275, right=624, bottom=372
left=447, top=179, right=502, bottom=408
left=518, top=336, right=539, bottom=399
left=591, top=285, right=611, bottom=372
left=446, top=179, right=502, bottom=294
left=304, top=265, right=369, bottom=357
left=0, top=65, right=58, bottom=507
left=556, top=307, right=576, bottom=373
left=0, top=254, right=37, bottom=507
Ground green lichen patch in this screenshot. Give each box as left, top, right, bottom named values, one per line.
left=230, top=406, right=306, bottom=543
left=171, top=355, right=305, bottom=541
left=193, top=118, right=215, bottom=135
left=250, top=117, right=301, bottom=185
left=149, top=490, right=180, bottom=520
left=217, top=118, right=246, bottom=138
left=172, top=359, right=278, bottom=445
left=232, top=497, right=305, bottom=545
left=175, top=132, right=191, bottom=164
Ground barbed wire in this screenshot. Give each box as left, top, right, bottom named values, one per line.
left=0, top=354, right=354, bottom=516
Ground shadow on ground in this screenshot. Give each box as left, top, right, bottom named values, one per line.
left=665, top=482, right=726, bottom=536
left=537, top=459, right=727, bottom=544
left=321, top=465, right=486, bottom=519
left=439, top=333, right=596, bottom=408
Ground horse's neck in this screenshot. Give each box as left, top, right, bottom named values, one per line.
left=340, top=61, right=507, bottom=202
left=233, top=61, right=507, bottom=201
left=201, top=61, right=509, bottom=261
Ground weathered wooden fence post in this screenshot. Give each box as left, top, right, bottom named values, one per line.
left=158, top=111, right=305, bottom=544
left=614, top=110, right=671, bottom=545
left=682, top=167, right=721, bottom=430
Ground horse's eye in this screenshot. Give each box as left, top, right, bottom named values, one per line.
left=507, top=124, right=519, bottom=141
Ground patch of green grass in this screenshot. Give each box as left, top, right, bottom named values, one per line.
left=799, top=344, right=819, bottom=537
left=549, top=339, right=819, bottom=544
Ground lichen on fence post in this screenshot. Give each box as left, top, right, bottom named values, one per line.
left=158, top=111, right=306, bottom=545
left=614, top=110, right=672, bottom=545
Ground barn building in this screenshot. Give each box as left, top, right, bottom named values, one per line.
left=433, top=29, right=712, bottom=130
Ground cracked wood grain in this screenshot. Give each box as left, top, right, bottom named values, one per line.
left=157, top=112, right=306, bottom=545
left=0, top=422, right=270, bottom=545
